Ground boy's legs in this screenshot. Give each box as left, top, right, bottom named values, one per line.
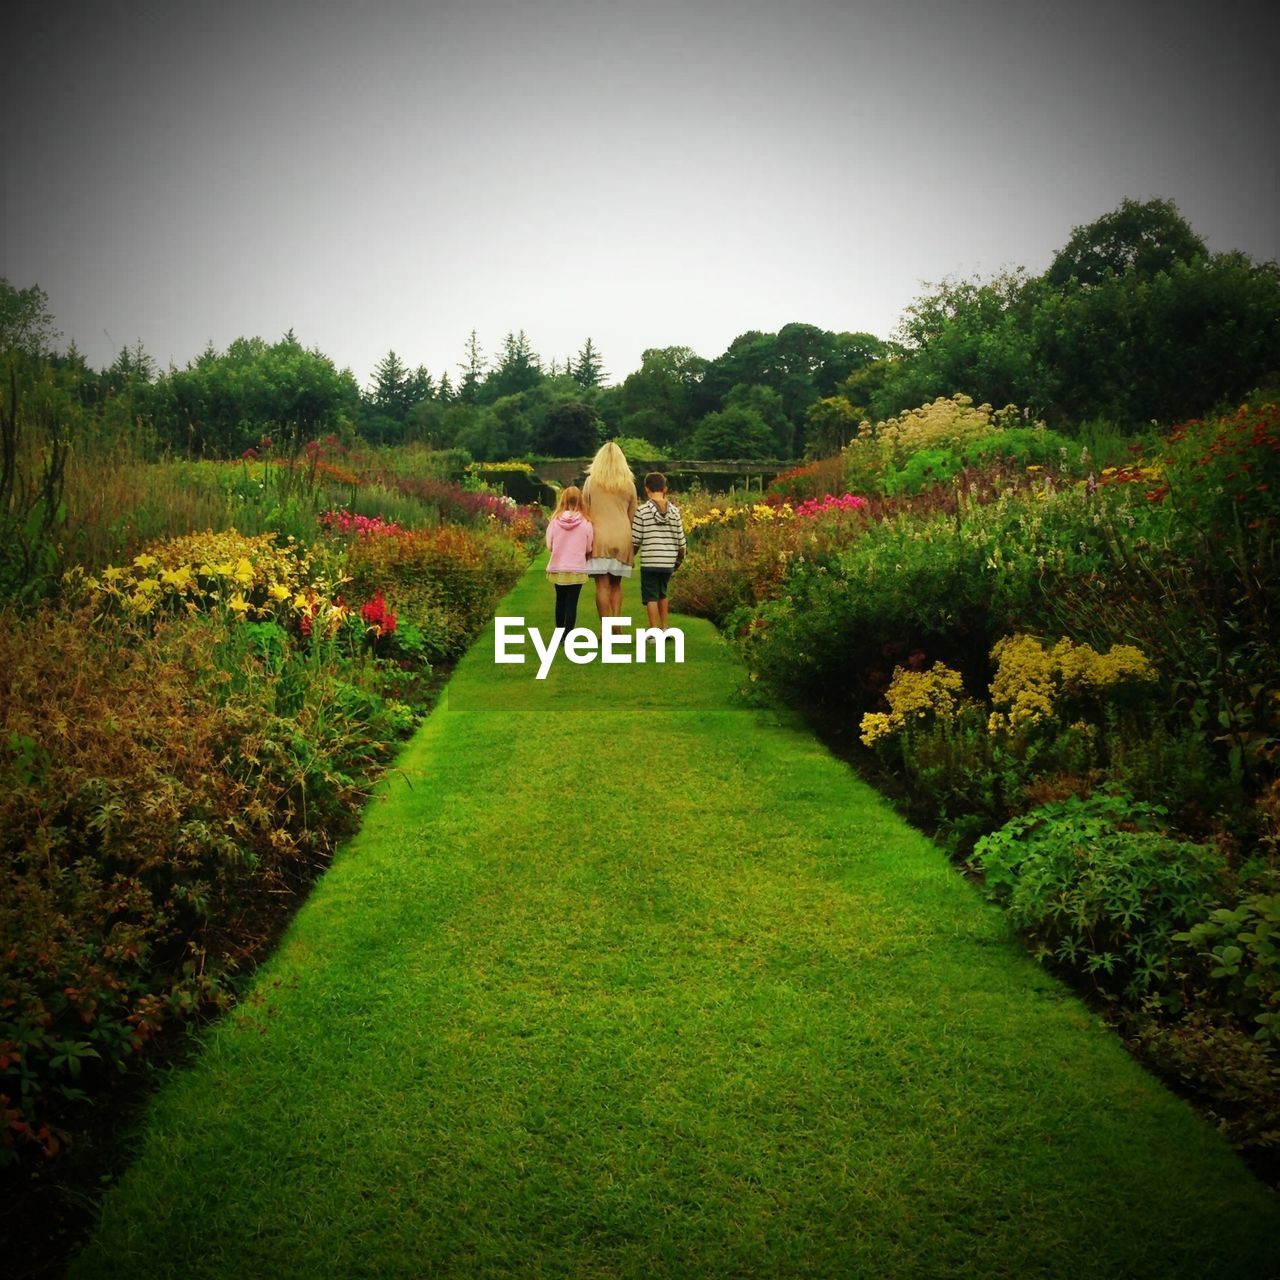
left=640, top=569, right=671, bottom=628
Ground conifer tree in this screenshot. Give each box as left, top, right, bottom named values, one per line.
left=572, top=337, right=606, bottom=389
left=457, top=330, right=486, bottom=403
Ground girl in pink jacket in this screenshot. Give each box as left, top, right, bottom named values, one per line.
left=545, top=485, right=594, bottom=632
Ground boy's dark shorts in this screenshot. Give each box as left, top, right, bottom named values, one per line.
left=640, top=568, right=673, bottom=604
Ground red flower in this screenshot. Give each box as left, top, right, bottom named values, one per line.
left=361, top=592, right=397, bottom=635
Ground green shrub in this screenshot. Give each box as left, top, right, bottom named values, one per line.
left=875, top=428, right=1080, bottom=498
left=1175, top=877, right=1280, bottom=1045
left=973, top=792, right=1228, bottom=1000
left=964, top=426, right=1078, bottom=469
left=736, top=515, right=1005, bottom=713
left=881, top=448, right=965, bottom=496
left=1107, top=725, right=1238, bottom=835
left=892, top=702, right=1014, bottom=850
left=607, top=436, right=667, bottom=462
left=902, top=711, right=1101, bottom=855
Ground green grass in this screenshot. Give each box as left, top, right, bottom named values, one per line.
left=72, top=558, right=1280, bottom=1278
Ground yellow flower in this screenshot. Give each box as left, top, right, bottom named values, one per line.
left=228, top=594, right=250, bottom=615
left=989, top=635, right=1057, bottom=729
left=103, top=565, right=125, bottom=583
left=133, top=553, right=158, bottom=571
left=269, top=582, right=291, bottom=601
left=859, top=712, right=893, bottom=747
left=858, top=662, right=968, bottom=747
left=233, top=557, right=255, bottom=586
left=160, top=566, right=193, bottom=590
left=988, top=633, right=1157, bottom=734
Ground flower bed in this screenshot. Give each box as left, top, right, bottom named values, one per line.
left=673, top=399, right=1280, bottom=1160
left=2, top=508, right=530, bottom=1166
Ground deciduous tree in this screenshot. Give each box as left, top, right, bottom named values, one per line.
left=0, top=279, right=59, bottom=357
left=691, top=406, right=775, bottom=459
left=1046, top=196, right=1207, bottom=289
left=536, top=400, right=603, bottom=455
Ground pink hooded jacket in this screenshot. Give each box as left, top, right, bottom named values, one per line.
left=545, top=511, right=594, bottom=573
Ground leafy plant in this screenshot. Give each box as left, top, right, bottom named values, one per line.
left=973, top=792, right=1228, bottom=1000
left=1175, top=880, right=1280, bottom=1044
left=881, top=447, right=965, bottom=496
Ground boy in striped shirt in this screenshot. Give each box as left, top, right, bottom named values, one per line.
left=631, top=472, right=687, bottom=630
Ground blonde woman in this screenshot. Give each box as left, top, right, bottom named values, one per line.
left=581, top=441, right=638, bottom=623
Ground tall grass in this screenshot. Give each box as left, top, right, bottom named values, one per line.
left=1, top=383, right=483, bottom=597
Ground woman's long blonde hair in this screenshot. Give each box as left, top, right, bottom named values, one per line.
left=551, top=484, right=586, bottom=520
left=582, top=441, right=634, bottom=497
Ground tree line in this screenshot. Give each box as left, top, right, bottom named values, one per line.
left=4, top=197, right=1278, bottom=464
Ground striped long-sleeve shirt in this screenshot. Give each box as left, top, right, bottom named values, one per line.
left=631, top=499, right=687, bottom=570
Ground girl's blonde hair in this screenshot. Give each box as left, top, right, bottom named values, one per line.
left=582, top=441, right=634, bottom=496
left=552, top=484, right=585, bottom=519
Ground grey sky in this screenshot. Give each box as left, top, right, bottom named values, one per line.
left=5, top=0, right=1277, bottom=389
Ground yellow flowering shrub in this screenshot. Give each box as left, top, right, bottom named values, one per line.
left=847, top=394, right=1029, bottom=474
left=860, top=662, right=968, bottom=746
left=988, top=634, right=1158, bottom=733
left=82, top=529, right=347, bottom=630
left=860, top=637, right=1158, bottom=748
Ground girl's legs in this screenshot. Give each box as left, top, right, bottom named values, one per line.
left=555, top=583, right=582, bottom=632
left=608, top=575, right=623, bottom=616
left=593, top=574, right=611, bottom=622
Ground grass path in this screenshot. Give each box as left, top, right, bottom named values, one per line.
left=73, top=559, right=1279, bottom=1278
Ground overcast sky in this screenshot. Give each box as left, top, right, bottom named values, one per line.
left=4, top=0, right=1277, bottom=389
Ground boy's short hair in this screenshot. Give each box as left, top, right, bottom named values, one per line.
left=644, top=472, right=668, bottom=492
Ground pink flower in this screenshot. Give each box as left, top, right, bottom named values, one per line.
left=794, top=492, right=868, bottom=520
left=319, top=510, right=404, bottom=538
